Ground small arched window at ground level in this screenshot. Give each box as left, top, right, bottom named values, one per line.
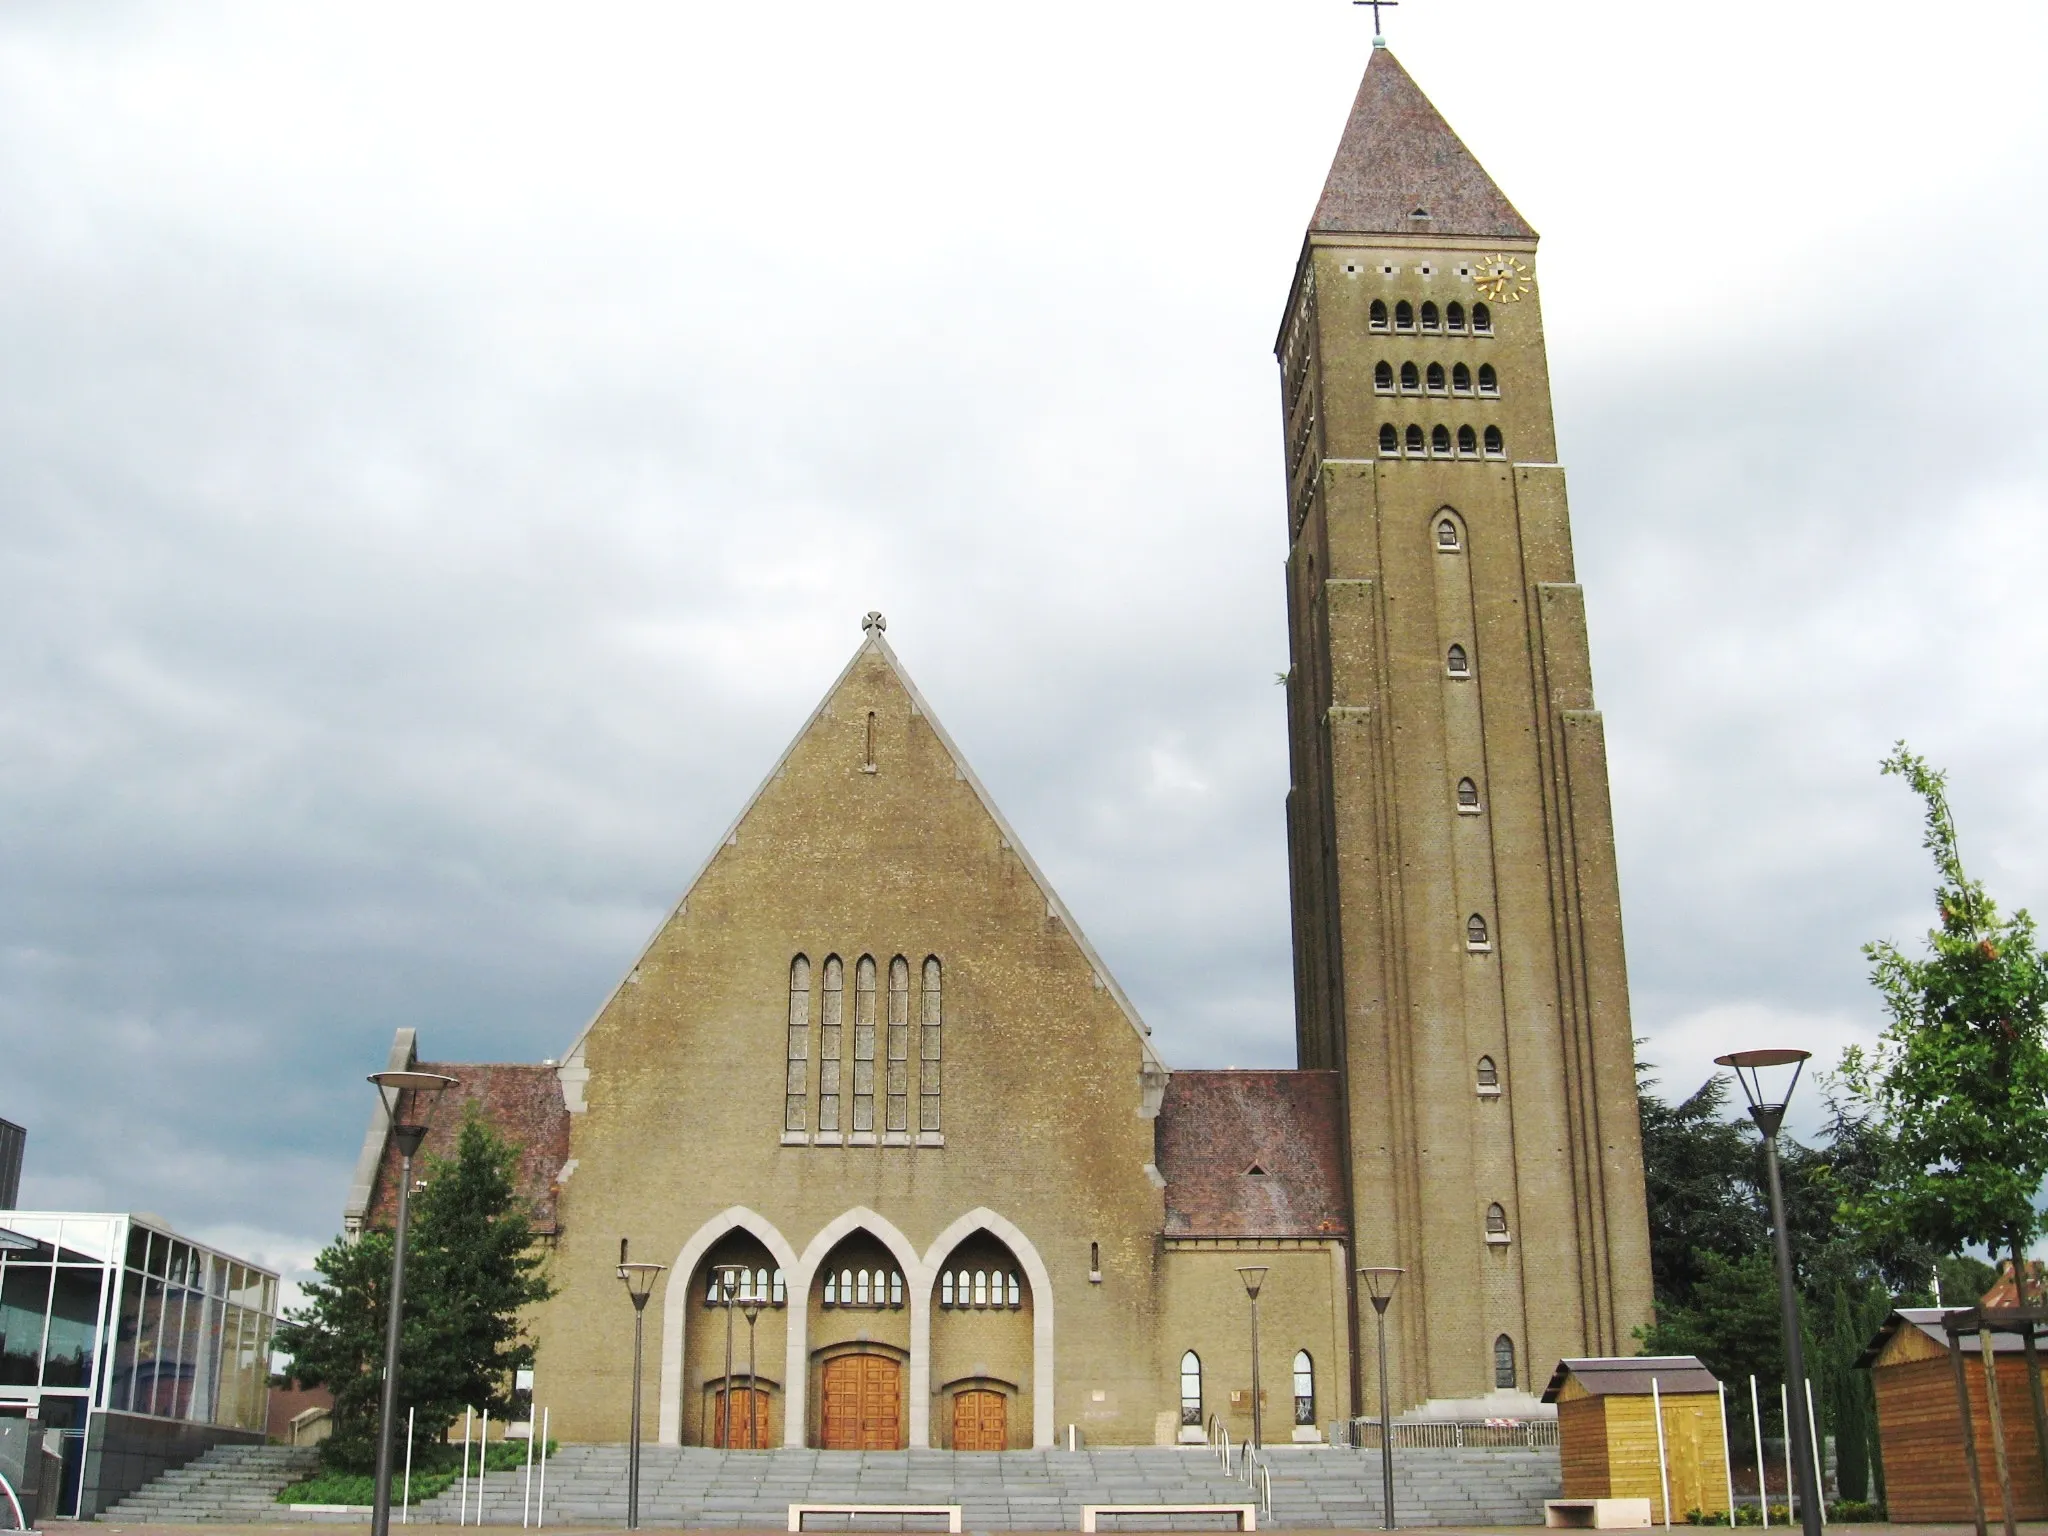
left=1405, top=425, right=1426, bottom=456
left=1483, top=425, right=1505, bottom=458
left=1293, top=1352, right=1315, bottom=1426
left=1486, top=1202, right=1510, bottom=1237
left=1437, top=518, right=1460, bottom=550
left=1457, top=425, right=1478, bottom=457
left=1446, top=644, right=1469, bottom=676
left=1431, top=425, right=1452, bottom=456
left=1457, top=777, right=1480, bottom=808
left=1467, top=912, right=1490, bottom=948
left=1494, top=1334, right=1517, bottom=1389
left=1181, top=1352, right=1203, bottom=1427
left=1380, top=424, right=1399, bottom=455
left=1477, top=1054, right=1499, bottom=1089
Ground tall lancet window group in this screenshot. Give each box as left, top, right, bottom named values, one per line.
left=919, top=956, right=943, bottom=1133
left=886, top=955, right=911, bottom=1133
left=818, top=956, right=844, bottom=1133
left=852, top=955, right=878, bottom=1134
left=785, top=956, right=812, bottom=1132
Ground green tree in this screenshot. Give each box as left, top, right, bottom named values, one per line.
left=1842, top=746, right=2048, bottom=1283
left=1639, top=1063, right=1768, bottom=1306
left=276, top=1108, right=555, bottom=1471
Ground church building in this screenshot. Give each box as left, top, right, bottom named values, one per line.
left=345, top=40, right=1653, bottom=1453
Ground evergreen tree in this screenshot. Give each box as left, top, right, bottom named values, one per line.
left=276, top=1107, right=555, bottom=1470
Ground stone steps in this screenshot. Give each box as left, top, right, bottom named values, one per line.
left=104, top=1443, right=325, bottom=1523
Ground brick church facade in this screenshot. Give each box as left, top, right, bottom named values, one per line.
left=347, top=42, right=1653, bottom=1451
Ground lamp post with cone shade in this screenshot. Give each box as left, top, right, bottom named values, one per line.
left=1236, top=1266, right=1268, bottom=1452
left=715, top=1266, right=744, bottom=1449
left=616, top=1243, right=667, bottom=1530
left=741, top=1291, right=765, bottom=1449
left=366, top=1069, right=457, bottom=1536
left=1716, top=1048, right=1821, bottom=1536
left=1359, top=1267, right=1404, bottom=1531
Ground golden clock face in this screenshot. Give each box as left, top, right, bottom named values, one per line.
left=1475, top=254, right=1532, bottom=303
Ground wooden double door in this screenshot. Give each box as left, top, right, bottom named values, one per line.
left=820, top=1353, right=902, bottom=1450
left=710, top=1385, right=772, bottom=1448
left=951, top=1389, right=1008, bottom=1451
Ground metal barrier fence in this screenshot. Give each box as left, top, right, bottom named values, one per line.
left=1334, top=1418, right=1560, bottom=1451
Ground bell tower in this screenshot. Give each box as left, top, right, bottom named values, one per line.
left=1277, top=43, right=1654, bottom=1412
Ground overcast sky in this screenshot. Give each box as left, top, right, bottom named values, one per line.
left=3, top=1, right=2046, bottom=1287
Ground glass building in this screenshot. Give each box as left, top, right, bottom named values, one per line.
left=0, top=1212, right=278, bottom=1518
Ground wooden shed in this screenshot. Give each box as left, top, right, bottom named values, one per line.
left=1861, top=1307, right=2047, bottom=1524
left=1543, top=1356, right=1732, bottom=1523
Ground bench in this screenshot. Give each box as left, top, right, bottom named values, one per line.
left=787, top=1503, right=963, bottom=1533
left=1080, top=1504, right=1258, bottom=1532
left=1544, top=1498, right=1653, bottom=1529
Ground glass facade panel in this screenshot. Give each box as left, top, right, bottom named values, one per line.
left=2, top=1221, right=57, bottom=1263
left=134, top=1275, right=168, bottom=1414
left=56, top=1219, right=115, bottom=1264
left=112, top=1267, right=145, bottom=1412
left=42, top=1269, right=104, bottom=1388
left=1, top=1265, right=53, bottom=1385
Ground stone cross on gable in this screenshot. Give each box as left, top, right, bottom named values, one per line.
left=862, top=611, right=887, bottom=636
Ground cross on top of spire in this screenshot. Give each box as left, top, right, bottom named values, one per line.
left=1353, top=0, right=1398, bottom=46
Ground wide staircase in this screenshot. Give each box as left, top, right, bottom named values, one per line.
left=102, top=1442, right=323, bottom=1523
left=407, top=1443, right=1560, bottom=1527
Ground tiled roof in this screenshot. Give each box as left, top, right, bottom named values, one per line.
left=365, top=1062, right=570, bottom=1235
left=1310, top=47, right=1535, bottom=240
left=1157, top=1070, right=1348, bottom=1238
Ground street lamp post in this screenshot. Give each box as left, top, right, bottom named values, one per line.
left=366, top=1069, right=457, bottom=1536
left=716, top=1266, right=743, bottom=1449
left=1716, top=1049, right=1822, bottom=1536
left=616, top=1242, right=668, bottom=1531
left=1359, top=1267, right=1404, bottom=1532
left=741, top=1294, right=764, bottom=1450
left=1237, top=1266, right=1269, bottom=1452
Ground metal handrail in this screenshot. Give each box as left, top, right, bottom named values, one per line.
left=0, top=1469, right=29, bottom=1533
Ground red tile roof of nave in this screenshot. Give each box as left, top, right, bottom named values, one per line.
left=1157, top=1070, right=1349, bottom=1238
left=365, top=1062, right=570, bottom=1236
left=1310, top=47, right=1535, bottom=240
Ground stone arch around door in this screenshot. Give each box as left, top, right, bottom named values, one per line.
left=921, top=1208, right=1055, bottom=1448
left=793, top=1208, right=925, bottom=1447
left=658, top=1208, right=800, bottom=1445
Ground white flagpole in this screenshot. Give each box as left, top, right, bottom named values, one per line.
left=402, top=1405, right=415, bottom=1524
left=536, top=1407, right=550, bottom=1529
left=1779, top=1384, right=1795, bottom=1524
left=460, top=1408, right=474, bottom=1527
left=1804, top=1379, right=1825, bottom=1527
left=1652, top=1377, right=1672, bottom=1528
left=1719, top=1381, right=1736, bottom=1523
left=1750, top=1376, right=1768, bottom=1529
left=523, top=1412, right=536, bottom=1529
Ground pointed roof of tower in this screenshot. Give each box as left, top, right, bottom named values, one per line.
left=1310, top=46, right=1535, bottom=240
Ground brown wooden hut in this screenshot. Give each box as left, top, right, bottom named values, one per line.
left=1543, top=1356, right=1732, bottom=1522
left=1861, top=1307, right=2047, bottom=1523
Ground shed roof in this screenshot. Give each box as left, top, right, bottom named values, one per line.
left=1857, top=1307, right=2038, bottom=1368
left=1542, top=1356, right=1720, bottom=1403
left=1157, top=1070, right=1348, bottom=1238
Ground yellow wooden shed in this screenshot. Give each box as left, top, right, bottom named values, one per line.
left=1543, top=1356, right=1732, bottom=1523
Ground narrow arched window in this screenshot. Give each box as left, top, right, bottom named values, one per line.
left=818, top=956, right=844, bottom=1134
left=708, top=1272, right=721, bottom=1305
left=1452, top=362, right=1472, bottom=394
left=890, top=1270, right=903, bottom=1307
left=785, top=956, right=812, bottom=1133
left=1420, top=301, right=1440, bottom=331
left=1426, top=362, right=1446, bottom=393
left=1477, top=1055, right=1499, bottom=1088
left=1446, top=301, right=1466, bottom=332
left=1457, top=777, right=1480, bottom=808
left=824, top=1271, right=838, bottom=1306
left=1457, top=424, right=1478, bottom=457
left=855, top=1269, right=870, bottom=1306
left=1483, top=425, right=1505, bottom=458
left=1472, top=302, right=1493, bottom=333
left=1486, top=1203, right=1510, bottom=1237
left=1437, top=518, right=1460, bottom=550
left=1467, top=913, right=1490, bottom=947
left=941, top=1271, right=955, bottom=1307
left=1399, top=361, right=1420, bottom=392
left=886, top=956, right=911, bottom=1134
left=920, top=957, right=943, bottom=1135
left=1293, top=1352, right=1315, bottom=1425
left=974, top=1270, right=988, bottom=1307
left=1494, top=1334, right=1517, bottom=1389
left=1369, top=299, right=1389, bottom=331
left=1374, top=360, right=1394, bottom=392
left=1090, top=1241, right=1101, bottom=1275
left=1446, top=644, right=1469, bottom=675
left=1395, top=300, right=1415, bottom=331
left=1431, top=425, right=1452, bottom=456
left=852, top=955, right=877, bottom=1133
left=1008, top=1273, right=1021, bottom=1307
left=864, top=710, right=876, bottom=770
left=1405, top=425, right=1425, bottom=455
left=1379, top=423, right=1399, bottom=455
left=1477, top=363, right=1498, bottom=396
left=773, top=1269, right=787, bottom=1304
left=1181, top=1352, right=1203, bottom=1427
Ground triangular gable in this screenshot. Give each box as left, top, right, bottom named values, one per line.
left=1310, top=46, right=1535, bottom=240
left=557, top=621, right=1164, bottom=1087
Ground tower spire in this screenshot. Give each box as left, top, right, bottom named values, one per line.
left=1310, top=47, right=1534, bottom=239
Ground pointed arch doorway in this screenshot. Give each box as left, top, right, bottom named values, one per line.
left=819, top=1351, right=903, bottom=1450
